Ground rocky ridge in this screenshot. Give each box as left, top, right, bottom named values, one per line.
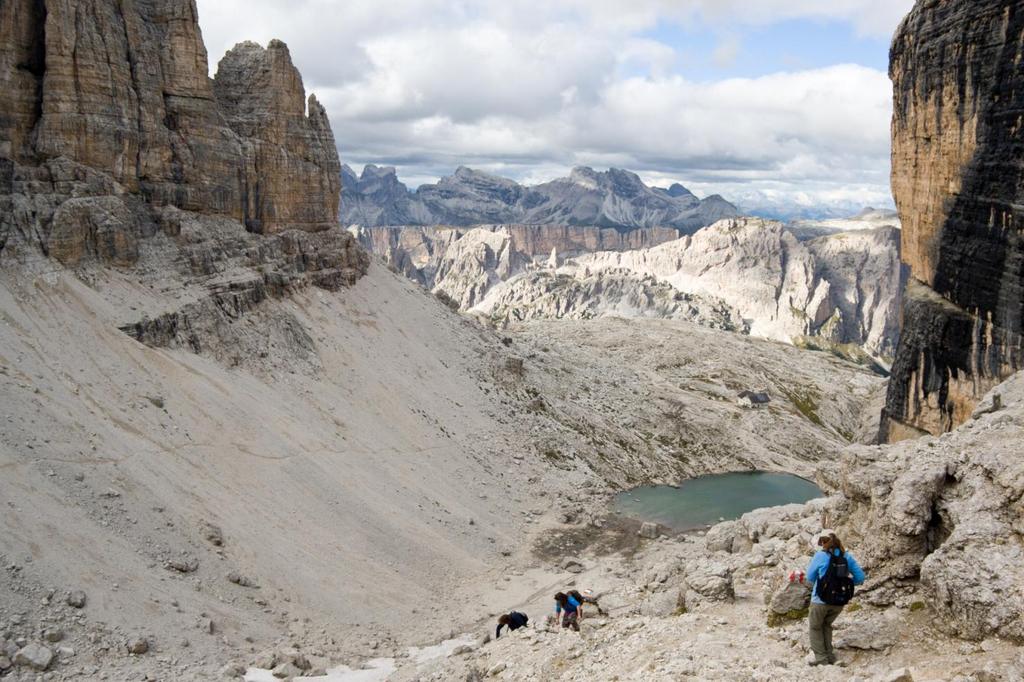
left=882, top=0, right=1024, bottom=440
left=365, top=219, right=901, bottom=361
left=341, top=165, right=738, bottom=232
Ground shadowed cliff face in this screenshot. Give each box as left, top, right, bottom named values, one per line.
left=882, top=0, right=1024, bottom=441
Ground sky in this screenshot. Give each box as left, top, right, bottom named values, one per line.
left=195, top=0, right=916, bottom=215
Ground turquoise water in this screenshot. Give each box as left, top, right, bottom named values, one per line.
left=615, top=471, right=822, bottom=532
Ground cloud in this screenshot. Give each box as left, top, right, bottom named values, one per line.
left=194, top=0, right=912, bottom=211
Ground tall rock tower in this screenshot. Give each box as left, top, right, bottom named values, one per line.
left=882, top=0, right=1024, bottom=440
left=0, top=0, right=343, bottom=266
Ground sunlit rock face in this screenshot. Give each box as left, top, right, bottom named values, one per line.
left=882, top=0, right=1024, bottom=441
left=0, top=0, right=342, bottom=266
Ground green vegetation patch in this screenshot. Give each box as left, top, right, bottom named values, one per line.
left=780, top=387, right=823, bottom=427
left=767, top=607, right=809, bottom=627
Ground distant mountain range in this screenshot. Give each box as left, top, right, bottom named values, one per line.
left=340, top=165, right=739, bottom=232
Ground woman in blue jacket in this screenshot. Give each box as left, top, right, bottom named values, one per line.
left=806, top=530, right=865, bottom=666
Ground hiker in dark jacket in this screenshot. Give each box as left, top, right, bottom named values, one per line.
left=495, top=611, right=528, bottom=639
left=554, top=592, right=581, bottom=632
left=806, top=530, right=865, bottom=666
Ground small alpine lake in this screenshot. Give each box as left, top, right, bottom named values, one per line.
left=615, top=471, right=823, bottom=532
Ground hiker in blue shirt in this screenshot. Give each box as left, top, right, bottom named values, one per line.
left=806, top=530, right=866, bottom=666
left=553, top=592, right=581, bottom=632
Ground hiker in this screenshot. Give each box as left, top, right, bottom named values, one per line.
left=806, top=530, right=865, bottom=666
left=553, top=591, right=581, bottom=632
left=495, top=611, right=528, bottom=639
left=567, top=589, right=605, bottom=619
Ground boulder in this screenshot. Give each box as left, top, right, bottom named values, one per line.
left=704, top=520, right=740, bottom=553
left=638, top=522, right=660, bottom=539
left=227, top=572, right=259, bottom=588
left=639, top=589, right=684, bottom=617
left=220, top=663, right=246, bottom=678
left=204, top=523, right=225, bottom=547
left=272, top=661, right=303, bottom=679
left=13, top=643, right=53, bottom=671
left=166, top=556, right=199, bottom=573
left=126, top=637, right=150, bottom=655
left=66, top=590, right=87, bottom=608
left=834, top=618, right=898, bottom=651
left=683, top=560, right=735, bottom=603
left=767, top=580, right=811, bottom=626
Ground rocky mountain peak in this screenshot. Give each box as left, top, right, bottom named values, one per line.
left=362, top=164, right=400, bottom=180
left=666, top=183, right=697, bottom=199
left=215, top=39, right=308, bottom=130
left=567, top=166, right=602, bottom=189
left=341, top=165, right=739, bottom=231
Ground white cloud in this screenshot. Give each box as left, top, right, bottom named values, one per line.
left=194, top=0, right=913, bottom=212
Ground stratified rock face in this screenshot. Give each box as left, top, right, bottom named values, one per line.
left=0, top=0, right=366, bottom=341
left=883, top=0, right=1024, bottom=440
left=353, top=224, right=683, bottom=289
left=0, top=0, right=342, bottom=250
left=29, top=0, right=244, bottom=213
left=340, top=165, right=738, bottom=232
left=0, top=0, right=46, bottom=161
left=214, top=41, right=341, bottom=233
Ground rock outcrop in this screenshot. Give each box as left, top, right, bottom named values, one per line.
left=341, top=165, right=738, bottom=232
left=352, top=224, right=683, bottom=289
left=358, top=219, right=900, bottom=359
left=822, top=372, right=1024, bottom=642
left=214, top=40, right=340, bottom=234
left=574, top=219, right=902, bottom=358
left=882, top=0, right=1024, bottom=440
left=1, top=0, right=343, bottom=264
left=474, top=268, right=748, bottom=331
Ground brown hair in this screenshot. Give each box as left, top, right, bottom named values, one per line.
left=554, top=592, right=568, bottom=607
left=498, top=614, right=510, bottom=625
left=818, top=533, right=845, bottom=554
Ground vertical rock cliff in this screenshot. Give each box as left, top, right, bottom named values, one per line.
left=0, top=0, right=344, bottom=264
left=214, top=40, right=340, bottom=233
left=882, top=0, right=1024, bottom=440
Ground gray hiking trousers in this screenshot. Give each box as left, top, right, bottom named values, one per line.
left=808, top=603, right=844, bottom=663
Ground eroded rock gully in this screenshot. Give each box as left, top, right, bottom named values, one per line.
left=883, top=0, right=1024, bottom=440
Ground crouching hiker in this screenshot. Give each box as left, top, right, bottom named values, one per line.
left=495, top=611, right=528, bottom=639
left=553, top=592, right=581, bottom=632
left=806, top=530, right=865, bottom=666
